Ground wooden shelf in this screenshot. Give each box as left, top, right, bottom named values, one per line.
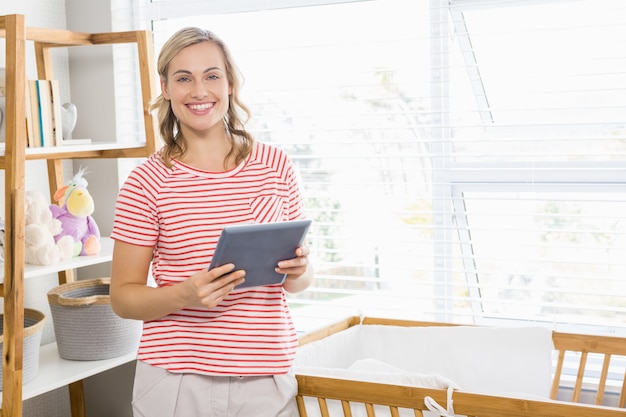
left=0, top=343, right=137, bottom=406
left=0, top=238, right=114, bottom=285
left=0, top=142, right=151, bottom=168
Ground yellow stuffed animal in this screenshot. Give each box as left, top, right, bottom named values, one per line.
left=49, top=170, right=101, bottom=257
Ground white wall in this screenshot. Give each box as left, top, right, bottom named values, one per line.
left=64, top=1, right=135, bottom=416
left=66, top=0, right=120, bottom=243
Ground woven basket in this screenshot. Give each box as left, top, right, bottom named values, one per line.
left=0, top=308, right=46, bottom=386
left=47, top=278, right=141, bottom=361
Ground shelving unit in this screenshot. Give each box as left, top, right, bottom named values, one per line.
left=1, top=14, right=158, bottom=417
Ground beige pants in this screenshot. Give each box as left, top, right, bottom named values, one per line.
left=132, top=360, right=298, bottom=417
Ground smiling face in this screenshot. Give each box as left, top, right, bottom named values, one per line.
left=161, top=41, right=232, bottom=139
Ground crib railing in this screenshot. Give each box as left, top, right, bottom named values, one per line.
left=296, top=374, right=626, bottom=417
left=296, top=374, right=427, bottom=417
left=551, top=331, right=626, bottom=407
left=296, top=316, right=626, bottom=415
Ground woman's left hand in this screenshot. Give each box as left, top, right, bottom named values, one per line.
left=276, top=246, right=309, bottom=276
left=277, top=246, right=313, bottom=293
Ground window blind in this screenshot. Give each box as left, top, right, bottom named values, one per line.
left=443, top=0, right=626, bottom=336
left=134, top=0, right=626, bottom=337
left=110, top=0, right=158, bottom=180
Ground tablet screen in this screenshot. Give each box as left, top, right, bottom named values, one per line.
left=208, top=219, right=312, bottom=289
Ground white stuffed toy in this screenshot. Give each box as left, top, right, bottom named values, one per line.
left=24, top=190, right=74, bottom=266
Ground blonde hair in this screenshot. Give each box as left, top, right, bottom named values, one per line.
left=150, top=27, right=253, bottom=168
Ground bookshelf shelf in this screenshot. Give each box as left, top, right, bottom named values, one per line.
left=0, top=238, right=114, bottom=285
left=0, top=343, right=137, bottom=406
left=0, top=142, right=149, bottom=167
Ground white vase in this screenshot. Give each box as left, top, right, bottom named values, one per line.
left=61, top=102, right=77, bottom=140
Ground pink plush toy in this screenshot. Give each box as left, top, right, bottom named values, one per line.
left=49, top=169, right=101, bottom=257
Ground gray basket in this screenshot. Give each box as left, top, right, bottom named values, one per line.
left=0, top=308, right=46, bottom=386
left=47, top=278, right=141, bottom=361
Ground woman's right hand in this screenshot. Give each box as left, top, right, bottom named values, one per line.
left=111, top=240, right=246, bottom=321
left=186, top=264, right=246, bottom=309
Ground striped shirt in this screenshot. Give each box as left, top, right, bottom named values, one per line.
left=111, top=141, right=305, bottom=375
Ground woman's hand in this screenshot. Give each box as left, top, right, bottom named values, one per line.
left=111, top=240, right=245, bottom=321
left=278, top=246, right=314, bottom=293
left=186, top=264, right=246, bottom=309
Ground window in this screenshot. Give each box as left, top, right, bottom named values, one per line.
left=444, top=0, right=626, bottom=334
left=134, top=0, right=626, bottom=335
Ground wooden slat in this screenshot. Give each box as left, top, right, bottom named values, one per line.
left=90, top=31, right=144, bottom=45
left=295, top=395, right=308, bottom=417
left=572, top=351, right=588, bottom=402
left=45, top=159, right=73, bottom=288
left=451, top=390, right=626, bottom=417
left=597, top=354, right=612, bottom=405
left=341, top=400, right=352, bottom=417
left=552, top=332, right=626, bottom=356
left=68, top=381, right=86, bottom=417
left=618, top=372, right=626, bottom=408
left=297, top=375, right=447, bottom=410
left=362, top=316, right=459, bottom=328
left=298, top=316, right=359, bottom=346
left=2, top=25, right=158, bottom=49
left=318, top=397, right=330, bottom=417
left=22, top=146, right=152, bottom=160
left=134, top=29, right=160, bottom=154
left=34, top=41, right=54, bottom=79
left=0, top=145, right=147, bottom=171
left=3, top=25, right=153, bottom=47
left=0, top=27, right=92, bottom=45
left=46, top=160, right=65, bottom=202
left=550, top=350, right=566, bottom=400
left=299, top=316, right=462, bottom=347
left=2, top=13, right=27, bottom=417
left=25, top=27, right=92, bottom=45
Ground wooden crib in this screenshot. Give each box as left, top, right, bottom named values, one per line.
left=295, top=316, right=626, bottom=417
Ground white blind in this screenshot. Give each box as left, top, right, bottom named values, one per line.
left=442, top=0, right=626, bottom=335
left=138, top=0, right=626, bottom=335
left=110, top=0, right=158, bottom=180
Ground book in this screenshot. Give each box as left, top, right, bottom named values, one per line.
left=24, top=83, right=35, bottom=147
left=36, top=80, right=55, bottom=146
left=27, top=80, right=42, bottom=147
left=49, top=80, right=64, bottom=146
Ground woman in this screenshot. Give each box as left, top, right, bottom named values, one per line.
left=110, top=27, right=313, bottom=417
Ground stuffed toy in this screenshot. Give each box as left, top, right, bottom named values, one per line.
left=49, top=169, right=101, bottom=257
left=24, top=190, right=74, bottom=265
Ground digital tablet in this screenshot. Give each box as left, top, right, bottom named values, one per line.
left=208, top=219, right=312, bottom=289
